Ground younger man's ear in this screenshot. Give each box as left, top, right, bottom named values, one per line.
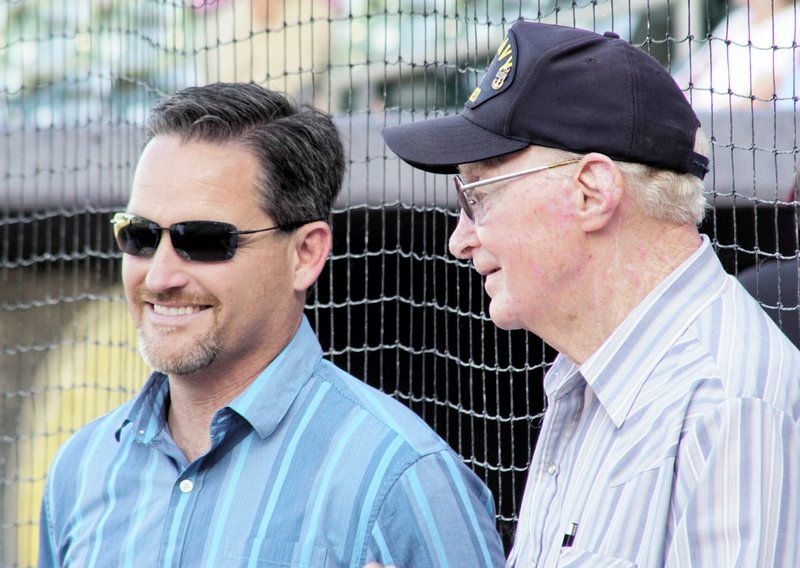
left=574, top=153, right=625, bottom=232
left=291, top=221, right=332, bottom=292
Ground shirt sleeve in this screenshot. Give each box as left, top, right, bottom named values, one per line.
left=38, top=473, right=58, bottom=568
left=666, top=397, right=800, bottom=566
left=366, top=449, right=506, bottom=567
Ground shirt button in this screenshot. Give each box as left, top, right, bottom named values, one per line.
left=179, top=479, right=194, bottom=493
left=547, top=463, right=558, bottom=475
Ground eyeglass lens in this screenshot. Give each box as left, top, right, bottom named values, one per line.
left=452, top=159, right=580, bottom=222
left=453, top=177, right=475, bottom=221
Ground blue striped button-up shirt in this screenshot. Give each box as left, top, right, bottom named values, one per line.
left=39, top=317, right=505, bottom=567
left=508, top=237, right=800, bottom=567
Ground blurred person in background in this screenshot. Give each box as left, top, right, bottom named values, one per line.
left=38, top=82, right=505, bottom=567
left=738, top=259, right=800, bottom=347
left=382, top=20, right=800, bottom=567
left=193, top=0, right=334, bottom=107
left=673, top=0, right=799, bottom=110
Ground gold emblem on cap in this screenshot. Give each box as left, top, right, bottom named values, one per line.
left=492, top=59, right=513, bottom=90
left=491, top=37, right=514, bottom=90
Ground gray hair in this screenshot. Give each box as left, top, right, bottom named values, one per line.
left=613, top=130, right=710, bottom=225
left=534, top=133, right=709, bottom=226
left=145, top=83, right=346, bottom=228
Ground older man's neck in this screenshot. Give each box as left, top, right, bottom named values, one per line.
left=554, top=222, right=702, bottom=365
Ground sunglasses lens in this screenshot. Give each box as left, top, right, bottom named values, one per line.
left=114, top=217, right=160, bottom=256
left=111, top=214, right=241, bottom=262
left=172, top=221, right=238, bottom=262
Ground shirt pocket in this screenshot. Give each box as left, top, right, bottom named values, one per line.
left=557, top=546, right=637, bottom=567
left=606, top=414, right=682, bottom=488
left=221, top=537, right=328, bottom=567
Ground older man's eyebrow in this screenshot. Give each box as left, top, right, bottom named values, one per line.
left=458, top=163, right=484, bottom=178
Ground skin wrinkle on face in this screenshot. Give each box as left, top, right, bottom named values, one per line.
left=450, top=147, right=691, bottom=362
left=461, top=151, right=583, bottom=335
left=134, top=287, right=222, bottom=375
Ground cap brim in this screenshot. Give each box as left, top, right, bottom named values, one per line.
left=381, top=114, right=529, bottom=175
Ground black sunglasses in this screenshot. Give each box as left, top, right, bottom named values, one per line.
left=110, top=212, right=318, bottom=262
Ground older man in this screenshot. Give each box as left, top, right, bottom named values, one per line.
left=382, top=20, right=800, bottom=567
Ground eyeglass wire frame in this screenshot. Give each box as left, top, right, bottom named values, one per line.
left=453, top=158, right=580, bottom=221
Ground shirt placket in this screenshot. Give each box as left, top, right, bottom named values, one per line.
left=518, top=371, right=586, bottom=567
left=155, top=408, right=238, bottom=565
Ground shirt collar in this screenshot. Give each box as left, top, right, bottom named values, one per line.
left=543, top=356, right=582, bottom=400
left=116, top=315, right=323, bottom=441
left=227, top=316, right=322, bottom=438
left=577, top=235, right=729, bottom=428
left=116, top=371, right=169, bottom=442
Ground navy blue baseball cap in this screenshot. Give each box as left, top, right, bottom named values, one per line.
left=382, top=20, right=709, bottom=179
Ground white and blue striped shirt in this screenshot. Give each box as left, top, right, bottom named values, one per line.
left=39, top=317, right=505, bottom=567
left=508, top=237, right=800, bottom=567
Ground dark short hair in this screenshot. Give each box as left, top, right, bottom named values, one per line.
left=145, top=82, right=346, bottom=227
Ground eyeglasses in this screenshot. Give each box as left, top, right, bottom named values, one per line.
left=110, top=212, right=317, bottom=262
left=453, top=159, right=580, bottom=221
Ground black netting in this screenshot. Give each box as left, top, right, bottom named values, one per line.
left=2, top=0, right=798, bottom=563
